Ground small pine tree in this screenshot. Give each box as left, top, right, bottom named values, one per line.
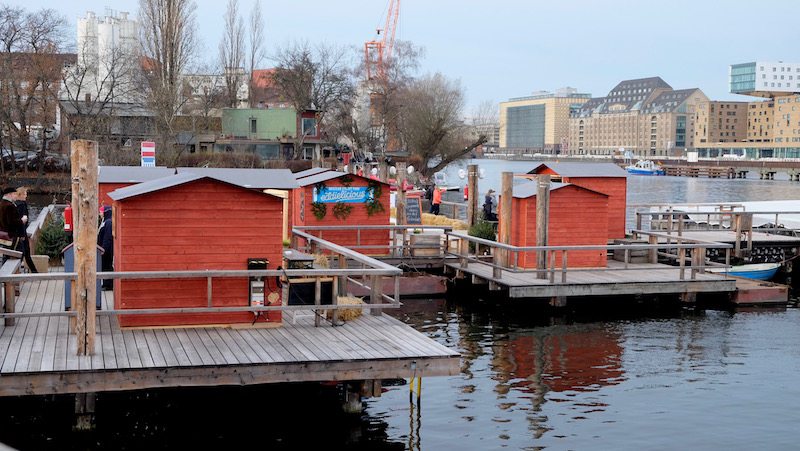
left=35, top=218, right=72, bottom=261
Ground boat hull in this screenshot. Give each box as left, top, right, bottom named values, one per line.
left=626, top=168, right=665, bottom=176
left=707, top=263, right=780, bottom=281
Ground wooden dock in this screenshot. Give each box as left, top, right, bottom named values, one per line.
left=445, top=260, right=736, bottom=299
left=663, top=165, right=747, bottom=178
left=0, top=277, right=459, bottom=397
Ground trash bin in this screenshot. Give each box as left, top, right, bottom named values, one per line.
left=63, top=243, right=104, bottom=310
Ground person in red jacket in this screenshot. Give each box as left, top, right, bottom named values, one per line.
left=431, top=185, right=442, bottom=215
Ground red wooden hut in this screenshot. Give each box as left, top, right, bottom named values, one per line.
left=98, top=166, right=175, bottom=207
left=293, top=171, right=391, bottom=254
left=109, top=173, right=285, bottom=327
left=527, top=162, right=627, bottom=240
left=504, top=181, right=609, bottom=268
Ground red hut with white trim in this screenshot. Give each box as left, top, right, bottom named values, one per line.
left=293, top=171, right=391, bottom=254
left=109, top=173, right=285, bottom=327
left=527, top=162, right=627, bottom=240
left=505, top=181, right=609, bottom=268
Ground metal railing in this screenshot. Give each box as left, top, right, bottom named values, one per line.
left=293, top=224, right=454, bottom=258
left=444, top=230, right=733, bottom=283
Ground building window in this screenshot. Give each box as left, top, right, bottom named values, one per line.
left=250, top=118, right=257, bottom=134
left=302, top=117, right=317, bottom=136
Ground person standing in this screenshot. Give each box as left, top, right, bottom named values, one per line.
left=14, top=187, right=38, bottom=273
left=483, top=189, right=497, bottom=221
left=431, top=185, right=442, bottom=215
left=97, top=206, right=114, bottom=290
left=0, top=187, right=25, bottom=251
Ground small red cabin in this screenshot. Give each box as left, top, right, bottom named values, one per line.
left=527, top=162, right=627, bottom=240
left=98, top=166, right=175, bottom=207
left=109, top=173, right=285, bottom=327
left=293, top=171, right=390, bottom=254
left=504, top=181, right=609, bottom=268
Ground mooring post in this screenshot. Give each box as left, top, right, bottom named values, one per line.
left=535, top=174, right=551, bottom=279
left=498, top=172, right=513, bottom=270
left=73, top=392, right=96, bottom=431
left=72, top=140, right=98, bottom=356
left=396, top=162, right=407, bottom=228
left=467, top=164, right=478, bottom=227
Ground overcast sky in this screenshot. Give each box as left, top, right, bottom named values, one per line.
left=7, top=0, right=799, bottom=111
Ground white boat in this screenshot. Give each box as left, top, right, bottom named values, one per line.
left=626, top=160, right=665, bottom=175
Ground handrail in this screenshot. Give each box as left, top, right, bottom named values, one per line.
left=294, top=225, right=453, bottom=231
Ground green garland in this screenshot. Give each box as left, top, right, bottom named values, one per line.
left=339, top=174, right=354, bottom=187
left=333, top=202, right=353, bottom=220
left=311, top=201, right=327, bottom=220
left=365, top=180, right=385, bottom=216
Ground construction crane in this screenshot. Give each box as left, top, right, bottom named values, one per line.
left=364, top=0, right=400, bottom=82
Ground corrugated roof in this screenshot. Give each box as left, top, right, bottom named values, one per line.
left=99, top=166, right=175, bottom=183
left=108, top=172, right=204, bottom=201
left=175, top=167, right=299, bottom=189
left=294, top=167, right=331, bottom=179
left=512, top=181, right=609, bottom=199
left=296, top=171, right=389, bottom=187
left=528, top=162, right=627, bottom=178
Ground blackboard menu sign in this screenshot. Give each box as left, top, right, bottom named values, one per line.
left=405, top=197, right=422, bottom=225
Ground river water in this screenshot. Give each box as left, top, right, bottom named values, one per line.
left=3, top=160, right=800, bottom=450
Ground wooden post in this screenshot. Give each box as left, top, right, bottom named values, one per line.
left=314, top=277, right=321, bottom=327
left=72, top=140, right=98, bottom=356
left=498, top=172, right=513, bottom=270
left=396, top=162, right=406, bottom=227
left=3, top=282, right=14, bottom=327
left=535, top=174, right=551, bottom=279
left=370, top=275, right=382, bottom=316
left=467, top=164, right=478, bottom=227
left=69, top=144, right=81, bottom=334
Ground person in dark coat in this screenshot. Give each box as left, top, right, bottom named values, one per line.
left=483, top=189, right=497, bottom=221
left=14, top=187, right=38, bottom=273
left=0, top=186, right=25, bottom=252
left=97, top=206, right=113, bottom=289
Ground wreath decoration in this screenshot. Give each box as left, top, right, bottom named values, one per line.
left=311, top=202, right=327, bottom=220
left=365, top=180, right=385, bottom=216
left=340, top=174, right=354, bottom=187
left=333, top=202, right=353, bottom=220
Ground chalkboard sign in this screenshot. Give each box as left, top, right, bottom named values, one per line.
left=405, top=197, right=422, bottom=225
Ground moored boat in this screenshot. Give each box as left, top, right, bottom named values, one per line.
left=706, top=262, right=780, bottom=281
left=626, top=160, right=665, bottom=175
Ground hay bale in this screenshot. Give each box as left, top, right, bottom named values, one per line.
left=313, top=253, right=330, bottom=268
left=327, top=295, right=364, bottom=321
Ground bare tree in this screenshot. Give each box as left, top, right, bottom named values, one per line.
left=271, top=41, right=354, bottom=159
left=139, top=0, right=198, bottom=164
left=247, top=0, right=266, bottom=105
left=0, top=5, right=68, bottom=175
left=398, top=73, right=486, bottom=179
left=220, top=0, right=245, bottom=108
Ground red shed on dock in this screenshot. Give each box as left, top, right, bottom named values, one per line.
left=505, top=181, right=609, bottom=268
left=98, top=166, right=175, bottom=207
left=527, top=162, right=627, bottom=239
left=293, top=171, right=391, bottom=254
left=109, top=173, right=285, bottom=327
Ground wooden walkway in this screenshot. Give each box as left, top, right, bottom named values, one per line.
left=0, top=278, right=459, bottom=397
left=446, top=260, right=737, bottom=298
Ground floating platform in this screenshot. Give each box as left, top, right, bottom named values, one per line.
left=445, top=260, right=737, bottom=299
left=0, top=278, right=459, bottom=397
left=731, top=277, right=789, bottom=305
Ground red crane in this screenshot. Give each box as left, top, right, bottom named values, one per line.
left=364, top=0, right=400, bottom=81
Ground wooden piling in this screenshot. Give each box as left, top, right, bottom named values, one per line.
left=396, top=162, right=406, bottom=227
left=498, top=172, right=513, bottom=269
left=535, top=174, right=551, bottom=279
left=72, top=140, right=98, bottom=356
left=467, top=164, right=478, bottom=227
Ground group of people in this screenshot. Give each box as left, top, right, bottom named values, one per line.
left=0, top=186, right=38, bottom=272
left=425, top=184, right=498, bottom=221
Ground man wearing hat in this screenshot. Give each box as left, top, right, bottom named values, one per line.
left=0, top=186, right=25, bottom=256
left=483, top=189, right=497, bottom=221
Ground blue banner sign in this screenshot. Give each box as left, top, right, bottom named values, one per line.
left=313, top=186, right=371, bottom=203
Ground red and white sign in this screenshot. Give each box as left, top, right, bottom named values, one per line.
left=141, top=141, right=156, bottom=167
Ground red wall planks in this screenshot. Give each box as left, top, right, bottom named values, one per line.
left=114, top=178, right=284, bottom=327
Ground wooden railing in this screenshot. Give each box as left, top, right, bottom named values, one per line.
left=0, top=230, right=403, bottom=327
left=444, top=230, right=733, bottom=283
left=293, top=224, right=454, bottom=257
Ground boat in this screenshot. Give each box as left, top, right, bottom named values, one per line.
left=706, top=262, right=780, bottom=281
left=626, top=160, right=665, bottom=175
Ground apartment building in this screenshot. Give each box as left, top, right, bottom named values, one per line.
left=694, top=101, right=748, bottom=145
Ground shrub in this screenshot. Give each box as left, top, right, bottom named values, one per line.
left=35, top=217, right=72, bottom=261
left=467, top=220, right=496, bottom=253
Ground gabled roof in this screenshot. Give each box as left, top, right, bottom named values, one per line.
left=294, top=167, right=331, bottom=179
left=296, top=171, right=388, bottom=187
left=528, top=162, right=627, bottom=178
left=175, top=167, right=299, bottom=189
left=99, top=166, right=175, bottom=184
left=108, top=173, right=283, bottom=201
left=512, top=181, right=608, bottom=199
